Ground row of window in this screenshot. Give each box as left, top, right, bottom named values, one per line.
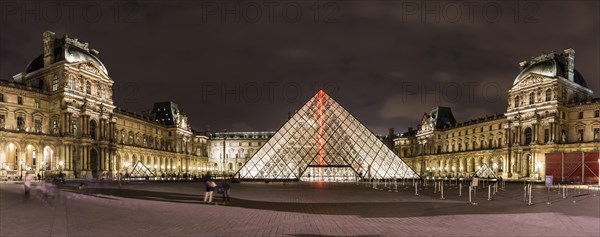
left=0, top=93, right=41, bottom=108
left=514, top=88, right=553, bottom=107
left=445, top=124, right=502, bottom=138
left=578, top=110, right=600, bottom=119
left=0, top=115, right=43, bottom=132
left=212, top=142, right=264, bottom=147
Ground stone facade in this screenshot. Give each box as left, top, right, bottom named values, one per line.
left=0, top=31, right=209, bottom=180
left=394, top=49, right=600, bottom=180
left=208, top=131, right=274, bottom=173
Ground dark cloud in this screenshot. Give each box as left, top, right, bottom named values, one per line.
left=1, top=0, right=598, bottom=135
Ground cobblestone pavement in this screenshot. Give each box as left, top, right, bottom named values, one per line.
left=1, top=180, right=599, bottom=237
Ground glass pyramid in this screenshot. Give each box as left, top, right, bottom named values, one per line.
left=473, top=164, right=497, bottom=179
left=235, top=90, right=420, bottom=181
left=129, top=161, right=156, bottom=178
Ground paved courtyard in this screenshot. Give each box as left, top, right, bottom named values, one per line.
left=1, top=180, right=599, bottom=237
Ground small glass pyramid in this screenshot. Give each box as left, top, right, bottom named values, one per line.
left=129, top=161, right=156, bottom=178
left=235, top=90, right=420, bottom=181
left=473, top=164, right=498, bottom=179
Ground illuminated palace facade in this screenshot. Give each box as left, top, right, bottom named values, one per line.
left=1, top=32, right=598, bottom=182
left=394, top=49, right=600, bottom=180
left=0, top=31, right=211, bottom=179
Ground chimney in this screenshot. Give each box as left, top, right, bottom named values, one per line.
left=563, top=48, right=575, bottom=82
left=388, top=128, right=395, bottom=138
left=519, top=61, right=529, bottom=70
left=43, top=31, right=56, bottom=67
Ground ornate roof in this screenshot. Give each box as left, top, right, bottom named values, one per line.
left=25, top=36, right=107, bottom=74
left=513, top=51, right=587, bottom=88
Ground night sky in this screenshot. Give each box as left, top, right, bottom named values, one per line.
left=1, top=1, right=598, bottom=135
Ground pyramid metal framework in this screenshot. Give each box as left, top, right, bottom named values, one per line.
left=235, top=90, right=420, bottom=180
left=473, top=164, right=498, bottom=179
left=129, top=161, right=156, bottom=178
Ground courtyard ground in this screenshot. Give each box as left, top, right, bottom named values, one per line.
left=1, top=180, right=599, bottom=237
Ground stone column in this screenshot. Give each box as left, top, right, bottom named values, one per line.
left=109, top=121, right=115, bottom=142
left=83, top=146, right=88, bottom=170
left=80, top=116, right=86, bottom=136
left=65, top=144, right=73, bottom=170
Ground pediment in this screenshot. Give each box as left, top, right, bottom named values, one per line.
left=513, top=74, right=550, bottom=89
left=74, top=62, right=103, bottom=75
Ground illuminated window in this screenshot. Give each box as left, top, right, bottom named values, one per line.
left=529, top=92, right=535, bottom=105
left=514, top=96, right=520, bottom=107
left=52, top=75, right=59, bottom=91
left=69, top=77, right=75, bottom=90
left=52, top=120, right=59, bottom=135
left=34, top=99, right=40, bottom=108
left=17, top=116, right=25, bottom=130
left=545, top=89, right=552, bottom=101
left=34, top=119, right=42, bottom=133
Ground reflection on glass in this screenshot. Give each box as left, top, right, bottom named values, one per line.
left=236, top=90, right=420, bottom=181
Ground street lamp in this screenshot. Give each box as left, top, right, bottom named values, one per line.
left=222, top=129, right=227, bottom=173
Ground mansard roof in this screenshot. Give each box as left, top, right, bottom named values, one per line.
left=514, top=51, right=587, bottom=88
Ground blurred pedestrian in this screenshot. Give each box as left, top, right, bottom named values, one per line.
left=23, top=174, right=32, bottom=196
left=219, top=179, right=231, bottom=204
left=204, top=180, right=216, bottom=203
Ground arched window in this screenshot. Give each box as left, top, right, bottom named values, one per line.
left=514, top=96, right=520, bottom=108
left=529, top=92, right=535, bottom=105
left=545, top=89, right=552, bottom=101
left=524, top=127, right=532, bottom=144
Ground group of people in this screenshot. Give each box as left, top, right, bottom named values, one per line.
left=204, top=179, right=231, bottom=204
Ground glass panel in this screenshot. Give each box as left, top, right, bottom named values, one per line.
left=235, top=90, right=419, bottom=181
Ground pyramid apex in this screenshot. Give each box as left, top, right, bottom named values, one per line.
left=317, top=89, right=327, bottom=96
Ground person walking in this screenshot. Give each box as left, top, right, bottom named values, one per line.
left=23, top=174, right=32, bottom=196
left=204, top=180, right=216, bottom=203
left=219, top=179, right=231, bottom=204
